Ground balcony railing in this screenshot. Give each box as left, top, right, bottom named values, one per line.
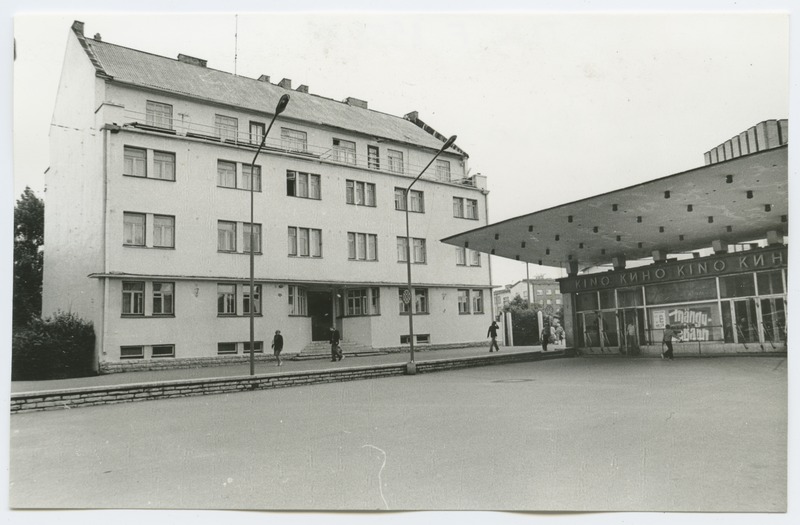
left=121, top=108, right=479, bottom=187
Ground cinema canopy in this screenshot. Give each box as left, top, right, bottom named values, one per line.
left=442, top=120, right=788, bottom=356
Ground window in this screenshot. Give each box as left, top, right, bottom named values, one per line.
left=250, top=121, right=265, bottom=145
left=435, top=159, right=451, bottom=182
left=244, top=284, right=261, bottom=314
left=453, top=197, right=464, bottom=218
left=333, top=138, right=356, bottom=164
left=465, top=199, right=478, bottom=220
left=387, top=149, right=404, bottom=173
left=288, top=227, right=322, bottom=257
left=396, top=237, right=425, bottom=263
left=345, top=288, right=380, bottom=316
left=152, top=345, right=175, bottom=358
left=458, top=289, right=470, bottom=314
left=122, top=281, right=145, bottom=315
left=217, top=284, right=236, bottom=315
left=242, top=165, right=261, bottom=192
left=218, top=161, right=236, bottom=188
left=368, top=145, right=380, bottom=169
left=288, top=285, right=308, bottom=315
left=121, top=346, right=144, bottom=359
left=469, top=250, right=481, bottom=267
left=243, top=341, right=264, bottom=353
left=546, top=289, right=553, bottom=295
left=348, top=232, right=378, bottom=261
left=281, top=128, right=308, bottom=153
left=152, top=282, right=174, bottom=315
left=472, top=290, right=484, bottom=313
left=123, top=213, right=146, bottom=246
left=394, top=188, right=424, bottom=212
left=218, top=342, right=237, bottom=355
left=153, top=151, right=176, bottom=181
left=537, top=290, right=544, bottom=296
left=218, top=221, right=237, bottom=252
left=124, top=147, right=147, bottom=177
left=401, top=334, right=430, bottom=344
left=153, top=215, right=175, bottom=248
left=146, top=101, right=173, bottom=129
left=215, top=114, right=238, bottom=142
left=399, top=288, right=429, bottom=314
left=456, top=246, right=467, bottom=266
left=346, top=180, right=376, bottom=207
left=286, top=171, right=321, bottom=199
left=243, top=223, right=262, bottom=254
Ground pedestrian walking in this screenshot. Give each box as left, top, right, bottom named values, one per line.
left=541, top=324, right=552, bottom=352
left=661, top=324, right=680, bottom=360
left=271, top=330, right=284, bottom=366
left=487, top=321, right=500, bottom=352
left=626, top=321, right=639, bottom=356
left=329, top=326, right=343, bottom=361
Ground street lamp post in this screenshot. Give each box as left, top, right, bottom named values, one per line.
left=249, top=94, right=290, bottom=376
left=404, top=134, right=457, bottom=375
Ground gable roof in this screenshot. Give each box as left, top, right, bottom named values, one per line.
left=73, top=23, right=464, bottom=156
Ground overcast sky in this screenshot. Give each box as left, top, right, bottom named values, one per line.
left=9, top=6, right=793, bottom=288
left=2, top=2, right=799, bottom=525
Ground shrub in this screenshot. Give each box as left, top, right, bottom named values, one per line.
left=12, top=311, right=96, bottom=381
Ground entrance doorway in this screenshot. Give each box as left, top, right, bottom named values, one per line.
left=308, top=291, right=333, bottom=341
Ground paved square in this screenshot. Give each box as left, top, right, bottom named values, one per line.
left=9, top=356, right=786, bottom=511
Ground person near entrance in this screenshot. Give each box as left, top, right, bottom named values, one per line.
left=329, top=326, right=343, bottom=361
left=626, top=321, right=639, bottom=356
left=271, top=330, right=284, bottom=366
left=541, top=323, right=553, bottom=352
left=487, top=321, right=500, bottom=352
left=661, top=324, right=680, bottom=360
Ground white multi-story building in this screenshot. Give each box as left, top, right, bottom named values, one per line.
left=43, top=21, right=492, bottom=372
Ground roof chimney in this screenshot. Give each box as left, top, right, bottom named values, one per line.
left=296, top=84, right=309, bottom=94
left=177, top=54, right=207, bottom=67
left=72, top=20, right=85, bottom=36
left=258, top=74, right=271, bottom=83
left=94, top=33, right=102, bottom=41
left=278, top=78, right=292, bottom=89
left=344, top=97, right=368, bottom=110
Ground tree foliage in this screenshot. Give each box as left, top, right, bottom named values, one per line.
left=12, top=311, right=96, bottom=380
left=13, top=187, right=44, bottom=327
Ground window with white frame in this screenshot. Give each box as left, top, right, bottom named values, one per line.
left=122, top=281, right=145, bottom=316
left=368, top=145, right=380, bottom=169
left=456, top=246, right=467, bottom=266
left=345, top=288, right=381, bottom=316
left=469, top=250, right=481, bottom=267
left=153, top=215, right=175, bottom=248
left=288, top=285, right=308, bottom=315
left=546, top=289, right=553, bottom=295
left=243, top=223, right=262, bottom=253
left=250, top=121, right=265, bottom=145
left=123, top=212, right=146, bottom=246
left=394, top=188, right=424, bottom=212
left=217, top=221, right=237, bottom=252
left=242, top=165, right=261, bottom=192
left=465, top=199, right=478, bottom=219
left=243, top=284, right=261, bottom=314
left=396, top=236, right=426, bottom=263
left=387, top=149, right=404, bottom=173
left=121, top=345, right=145, bottom=360
left=243, top=341, right=264, bottom=354
left=152, top=282, right=174, bottom=315
left=537, top=289, right=544, bottom=296
left=288, top=227, right=322, bottom=257
left=281, top=128, right=308, bottom=153
left=215, top=114, right=238, bottom=142
left=152, top=345, right=175, bottom=358
left=217, top=160, right=236, bottom=188
left=399, top=287, right=429, bottom=314
left=348, top=232, right=378, bottom=261
left=453, top=197, right=478, bottom=219
left=217, top=342, right=237, bottom=355
left=453, top=197, right=464, bottom=218
left=458, top=289, right=470, bottom=314
left=333, top=138, right=356, bottom=164
left=124, top=147, right=147, bottom=177
left=286, top=171, right=321, bottom=199
left=472, top=289, right=484, bottom=313
left=217, top=284, right=236, bottom=315
left=153, top=151, right=176, bottom=181
left=346, top=180, right=376, bottom=207
left=146, top=101, right=173, bottom=129
left=435, top=159, right=451, bottom=182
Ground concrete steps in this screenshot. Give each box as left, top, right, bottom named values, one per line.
left=296, top=340, right=385, bottom=360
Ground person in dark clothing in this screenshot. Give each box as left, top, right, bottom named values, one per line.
left=271, top=330, right=284, bottom=366
left=329, top=326, right=343, bottom=361
left=662, top=324, right=680, bottom=360
left=487, top=321, right=500, bottom=352
left=541, top=324, right=551, bottom=352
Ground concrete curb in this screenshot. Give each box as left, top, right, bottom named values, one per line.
left=11, top=350, right=564, bottom=414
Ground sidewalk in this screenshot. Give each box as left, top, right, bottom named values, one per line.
left=11, top=344, right=560, bottom=394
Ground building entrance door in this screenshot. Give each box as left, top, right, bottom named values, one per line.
left=730, top=298, right=759, bottom=344
left=619, top=309, right=643, bottom=355
left=760, top=297, right=786, bottom=346
left=308, top=291, right=333, bottom=341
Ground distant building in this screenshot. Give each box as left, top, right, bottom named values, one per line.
left=493, top=279, right=563, bottom=317
left=43, top=21, right=492, bottom=372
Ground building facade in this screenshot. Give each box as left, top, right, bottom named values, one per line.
left=493, top=278, right=562, bottom=317
left=43, top=22, right=493, bottom=372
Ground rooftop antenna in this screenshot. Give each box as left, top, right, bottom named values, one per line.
left=234, top=14, right=238, bottom=76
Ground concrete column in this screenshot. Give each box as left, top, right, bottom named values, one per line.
left=566, top=260, right=579, bottom=276
left=652, top=250, right=668, bottom=263
left=767, top=230, right=784, bottom=246
left=612, top=255, right=626, bottom=270
left=561, top=292, right=577, bottom=349
left=711, top=240, right=728, bottom=254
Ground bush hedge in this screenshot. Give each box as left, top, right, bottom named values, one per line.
left=12, top=311, right=96, bottom=381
